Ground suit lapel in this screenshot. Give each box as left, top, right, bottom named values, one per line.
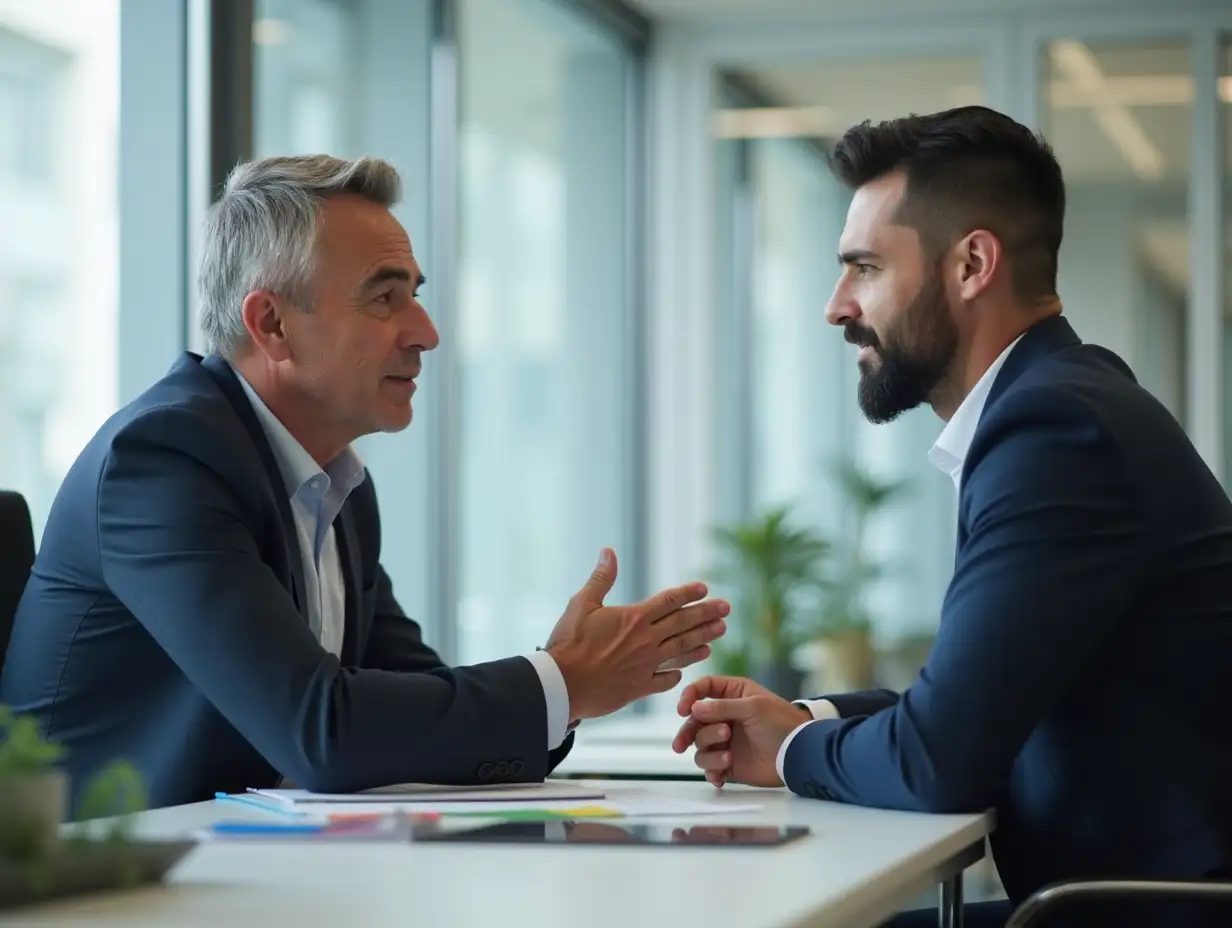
left=953, top=314, right=1081, bottom=568
left=334, top=506, right=364, bottom=665
left=200, top=354, right=309, bottom=617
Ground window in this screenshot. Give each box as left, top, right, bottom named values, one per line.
left=0, top=31, right=58, bottom=184
left=250, top=0, right=439, bottom=635
left=454, top=0, right=638, bottom=662
left=253, top=0, right=354, bottom=158
left=0, top=4, right=119, bottom=539
left=713, top=54, right=983, bottom=672
left=1041, top=39, right=1193, bottom=422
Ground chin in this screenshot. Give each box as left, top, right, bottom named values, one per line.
left=378, top=407, right=414, bottom=433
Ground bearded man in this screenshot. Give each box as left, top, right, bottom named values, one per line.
left=672, top=106, right=1232, bottom=928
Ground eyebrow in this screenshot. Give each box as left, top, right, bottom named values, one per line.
left=361, top=267, right=425, bottom=290
left=838, top=249, right=880, bottom=266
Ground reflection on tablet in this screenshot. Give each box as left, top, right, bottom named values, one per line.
left=416, top=821, right=811, bottom=847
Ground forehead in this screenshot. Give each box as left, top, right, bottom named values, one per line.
left=838, top=171, right=915, bottom=255
left=317, top=194, right=418, bottom=274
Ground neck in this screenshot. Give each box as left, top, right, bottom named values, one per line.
left=930, top=298, right=1062, bottom=421
left=231, top=355, right=349, bottom=467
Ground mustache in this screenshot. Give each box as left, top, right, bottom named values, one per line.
left=844, top=323, right=880, bottom=350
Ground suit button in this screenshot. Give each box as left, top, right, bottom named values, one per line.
left=477, top=762, right=495, bottom=782
left=510, top=759, right=524, bottom=776
left=802, top=782, right=818, bottom=799
left=495, top=761, right=510, bottom=779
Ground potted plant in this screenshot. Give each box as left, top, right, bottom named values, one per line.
left=810, top=461, right=908, bottom=692
left=0, top=705, right=68, bottom=861
left=708, top=505, right=831, bottom=699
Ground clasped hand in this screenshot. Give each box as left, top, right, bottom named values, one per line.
left=670, top=676, right=813, bottom=788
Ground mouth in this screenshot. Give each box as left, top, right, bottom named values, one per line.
left=384, top=374, right=418, bottom=392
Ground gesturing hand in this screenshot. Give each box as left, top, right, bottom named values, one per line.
left=545, top=549, right=729, bottom=721
left=671, top=675, right=812, bottom=788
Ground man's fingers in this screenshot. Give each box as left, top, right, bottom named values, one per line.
left=658, top=644, right=712, bottom=673
left=638, top=582, right=709, bottom=622
left=691, top=696, right=760, bottom=724
left=676, top=676, right=751, bottom=716
left=706, top=771, right=726, bottom=789
left=658, top=600, right=730, bottom=644
left=575, top=548, right=618, bottom=608
left=694, top=723, right=730, bottom=750
left=672, top=716, right=703, bottom=754
left=657, top=620, right=724, bottom=665
left=646, top=668, right=682, bottom=696
left=695, top=748, right=731, bottom=773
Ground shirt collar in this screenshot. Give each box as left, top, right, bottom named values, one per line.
left=232, top=367, right=367, bottom=501
left=927, top=334, right=1024, bottom=490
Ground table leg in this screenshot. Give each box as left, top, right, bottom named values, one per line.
left=938, top=873, right=963, bottom=928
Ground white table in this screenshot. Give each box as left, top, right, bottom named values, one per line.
left=552, top=713, right=705, bottom=779
left=3, top=781, right=989, bottom=928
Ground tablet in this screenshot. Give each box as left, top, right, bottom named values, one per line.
left=416, top=821, right=811, bottom=847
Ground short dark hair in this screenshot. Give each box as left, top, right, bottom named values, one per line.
left=828, top=105, right=1065, bottom=302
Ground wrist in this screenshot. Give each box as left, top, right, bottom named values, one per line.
left=545, top=644, right=587, bottom=721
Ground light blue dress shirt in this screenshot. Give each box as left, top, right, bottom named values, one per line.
left=233, top=370, right=570, bottom=749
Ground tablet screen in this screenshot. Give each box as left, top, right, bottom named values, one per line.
left=416, top=821, right=811, bottom=847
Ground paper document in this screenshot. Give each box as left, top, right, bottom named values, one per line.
left=248, top=781, right=605, bottom=807
left=232, top=788, right=761, bottom=820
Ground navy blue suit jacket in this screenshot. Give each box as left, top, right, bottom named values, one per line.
left=784, top=316, right=1232, bottom=915
left=0, top=353, right=572, bottom=811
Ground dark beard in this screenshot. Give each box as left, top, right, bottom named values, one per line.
left=853, top=274, right=958, bottom=424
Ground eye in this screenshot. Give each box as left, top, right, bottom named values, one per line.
left=855, top=263, right=876, bottom=278
left=373, top=289, right=393, bottom=304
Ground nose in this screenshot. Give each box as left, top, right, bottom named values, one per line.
left=404, top=297, right=440, bottom=352
left=824, top=277, right=861, bottom=328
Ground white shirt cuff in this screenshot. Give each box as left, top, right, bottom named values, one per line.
left=796, top=698, right=840, bottom=721
left=775, top=699, right=841, bottom=784
left=526, top=649, right=570, bottom=749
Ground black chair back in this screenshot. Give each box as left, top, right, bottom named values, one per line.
left=0, top=491, right=35, bottom=663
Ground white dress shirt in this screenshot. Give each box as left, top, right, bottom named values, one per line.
left=234, top=370, right=571, bottom=749
left=774, top=335, right=1024, bottom=781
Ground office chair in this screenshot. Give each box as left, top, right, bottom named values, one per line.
left=1005, top=878, right=1232, bottom=927
left=0, top=490, right=35, bottom=662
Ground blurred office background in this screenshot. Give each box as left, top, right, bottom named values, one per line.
left=0, top=0, right=1229, bottom=716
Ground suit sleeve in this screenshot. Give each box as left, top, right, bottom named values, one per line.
left=815, top=689, right=900, bottom=718
left=360, top=564, right=449, bottom=675
left=781, top=389, right=1147, bottom=813
left=98, top=407, right=553, bottom=793
left=361, top=537, right=575, bottom=769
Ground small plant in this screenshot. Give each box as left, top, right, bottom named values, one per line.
left=810, top=461, right=909, bottom=640
left=0, top=705, right=66, bottom=775
left=708, top=505, right=831, bottom=689
left=73, top=761, right=148, bottom=843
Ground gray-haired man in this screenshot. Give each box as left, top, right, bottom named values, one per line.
left=0, top=155, right=727, bottom=812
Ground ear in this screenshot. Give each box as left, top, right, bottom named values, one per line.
left=953, top=229, right=1002, bottom=302
left=240, top=290, right=293, bottom=362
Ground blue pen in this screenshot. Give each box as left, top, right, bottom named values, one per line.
left=211, top=821, right=324, bottom=835
left=213, top=792, right=308, bottom=818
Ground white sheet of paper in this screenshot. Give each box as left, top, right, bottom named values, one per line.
left=238, top=788, right=761, bottom=820
left=249, top=781, right=605, bottom=807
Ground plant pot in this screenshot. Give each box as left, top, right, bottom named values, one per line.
left=752, top=663, right=806, bottom=701
left=0, top=770, right=68, bottom=860
left=818, top=628, right=877, bottom=692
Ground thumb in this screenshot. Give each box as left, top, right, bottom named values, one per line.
left=578, top=548, right=618, bottom=606
left=692, top=697, right=759, bottom=724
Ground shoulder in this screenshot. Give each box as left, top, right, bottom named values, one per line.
left=85, top=358, right=270, bottom=517
left=963, top=353, right=1136, bottom=514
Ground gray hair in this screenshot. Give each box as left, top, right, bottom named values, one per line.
left=198, top=154, right=402, bottom=359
